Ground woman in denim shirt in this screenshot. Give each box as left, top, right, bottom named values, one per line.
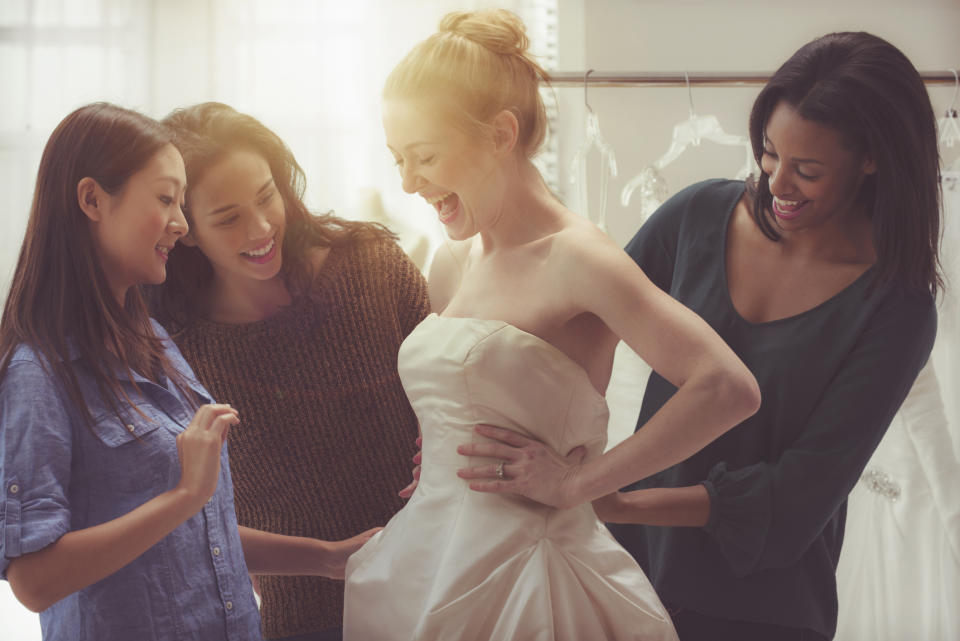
left=0, top=103, right=374, bottom=641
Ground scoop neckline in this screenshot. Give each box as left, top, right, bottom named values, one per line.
left=719, top=183, right=875, bottom=328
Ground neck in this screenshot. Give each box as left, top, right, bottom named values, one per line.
left=770, top=202, right=875, bottom=264
left=477, top=159, right=566, bottom=253
left=206, top=274, right=293, bottom=324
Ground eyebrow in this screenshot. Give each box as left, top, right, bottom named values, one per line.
left=205, top=178, right=275, bottom=217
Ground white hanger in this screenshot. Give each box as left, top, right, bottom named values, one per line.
left=938, top=70, right=960, bottom=157
left=569, top=69, right=618, bottom=232
left=622, top=72, right=754, bottom=208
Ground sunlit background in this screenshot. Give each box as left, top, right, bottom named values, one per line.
left=1, top=1, right=958, bottom=639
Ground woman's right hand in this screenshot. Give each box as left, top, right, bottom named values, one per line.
left=175, top=404, right=239, bottom=506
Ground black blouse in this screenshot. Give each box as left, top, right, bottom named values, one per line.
left=608, top=179, right=937, bottom=638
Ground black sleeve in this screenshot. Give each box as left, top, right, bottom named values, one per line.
left=702, top=286, right=937, bottom=576
left=623, top=181, right=709, bottom=292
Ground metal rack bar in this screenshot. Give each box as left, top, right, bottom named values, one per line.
left=548, top=70, right=959, bottom=88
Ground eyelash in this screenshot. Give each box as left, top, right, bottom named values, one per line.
left=762, top=150, right=818, bottom=181
left=394, top=155, right=435, bottom=167
left=216, top=215, right=239, bottom=226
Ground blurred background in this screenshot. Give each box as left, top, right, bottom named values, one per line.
left=1, top=1, right=958, bottom=639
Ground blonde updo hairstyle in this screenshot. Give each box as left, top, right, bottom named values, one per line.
left=384, top=9, right=550, bottom=158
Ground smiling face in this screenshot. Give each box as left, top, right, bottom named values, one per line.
left=760, top=101, right=876, bottom=232
left=382, top=98, right=500, bottom=241
left=183, top=149, right=286, bottom=290
left=86, top=143, right=188, bottom=301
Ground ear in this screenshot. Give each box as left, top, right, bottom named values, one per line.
left=490, top=109, right=520, bottom=157
left=861, top=154, right=878, bottom=176
left=77, top=177, right=108, bottom=222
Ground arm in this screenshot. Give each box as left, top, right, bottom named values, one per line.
left=9, top=485, right=212, bottom=612
left=3, top=376, right=237, bottom=613
left=592, top=484, right=710, bottom=527
left=383, top=239, right=431, bottom=336
left=605, top=288, right=936, bottom=575
left=459, top=224, right=760, bottom=509
left=564, top=235, right=762, bottom=504
left=238, top=525, right=379, bottom=580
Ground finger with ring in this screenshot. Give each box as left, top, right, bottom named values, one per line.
left=495, top=460, right=506, bottom=480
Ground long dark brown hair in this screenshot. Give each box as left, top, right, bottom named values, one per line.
left=748, top=31, right=943, bottom=296
left=148, top=102, right=394, bottom=328
left=0, top=102, right=198, bottom=430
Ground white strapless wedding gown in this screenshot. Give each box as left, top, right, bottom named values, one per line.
left=343, top=314, right=677, bottom=641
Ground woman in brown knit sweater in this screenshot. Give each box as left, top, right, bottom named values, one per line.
left=146, top=102, right=429, bottom=641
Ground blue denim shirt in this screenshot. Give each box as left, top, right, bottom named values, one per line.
left=0, top=321, right=262, bottom=641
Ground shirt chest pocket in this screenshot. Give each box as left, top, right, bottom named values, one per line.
left=86, top=409, right=176, bottom=494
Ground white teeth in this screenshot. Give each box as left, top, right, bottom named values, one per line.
left=243, top=238, right=274, bottom=257
left=156, top=245, right=169, bottom=257
left=774, top=197, right=803, bottom=207
left=424, top=192, right=452, bottom=205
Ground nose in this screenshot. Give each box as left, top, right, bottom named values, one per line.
left=400, top=165, right=424, bottom=194
left=248, top=210, right=272, bottom=239
left=767, top=161, right=790, bottom=196
left=169, top=205, right=188, bottom=236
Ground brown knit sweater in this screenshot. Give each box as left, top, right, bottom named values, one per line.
left=167, top=238, right=429, bottom=637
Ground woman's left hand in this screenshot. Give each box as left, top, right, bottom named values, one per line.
left=456, top=424, right=587, bottom=509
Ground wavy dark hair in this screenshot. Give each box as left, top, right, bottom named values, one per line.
left=147, top=102, right=394, bottom=328
left=747, top=31, right=942, bottom=296
left=0, top=103, right=198, bottom=430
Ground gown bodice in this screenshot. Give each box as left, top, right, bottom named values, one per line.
left=399, top=313, right=611, bottom=473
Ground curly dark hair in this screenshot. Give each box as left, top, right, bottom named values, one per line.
left=147, top=102, right=395, bottom=328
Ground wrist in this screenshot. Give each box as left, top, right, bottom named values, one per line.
left=560, top=463, right=589, bottom=509
left=167, top=485, right=209, bottom=517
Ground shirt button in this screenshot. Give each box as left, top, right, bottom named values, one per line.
left=125, top=424, right=135, bottom=433
left=9, top=484, right=19, bottom=494
left=225, top=601, right=233, bottom=610
left=213, top=546, right=221, bottom=556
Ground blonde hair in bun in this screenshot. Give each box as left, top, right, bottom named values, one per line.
left=384, top=8, right=550, bottom=157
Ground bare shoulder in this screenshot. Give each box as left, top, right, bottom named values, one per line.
left=549, top=218, right=627, bottom=274
left=427, top=238, right=474, bottom=313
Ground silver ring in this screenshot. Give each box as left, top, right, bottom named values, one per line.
left=495, top=460, right=505, bottom=480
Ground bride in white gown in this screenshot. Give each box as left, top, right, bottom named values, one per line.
left=343, top=9, right=761, bottom=640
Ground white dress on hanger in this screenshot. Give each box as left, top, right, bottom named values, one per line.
left=343, top=314, right=677, bottom=641
left=835, top=170, right=960, bottom=641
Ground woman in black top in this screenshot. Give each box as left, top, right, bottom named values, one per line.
left=595, top=33, right=941, bottom=640
left=465, top=30, right=941, bottom=640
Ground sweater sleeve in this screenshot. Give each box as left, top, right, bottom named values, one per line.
left=702, top=285, right=937, bottom=576
left=380, top=239, right=430, bottom=338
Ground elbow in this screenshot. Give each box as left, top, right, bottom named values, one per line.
left=8, top=579, right=54, bottom=614
left=705, top=363, right=761, bottom=425
left=735, top=368, right=762, bottom=420
left=7, top=562, right=56, bottom=613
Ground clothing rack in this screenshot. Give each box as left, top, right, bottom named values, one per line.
left=548, top=70, right=960, bottom=88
